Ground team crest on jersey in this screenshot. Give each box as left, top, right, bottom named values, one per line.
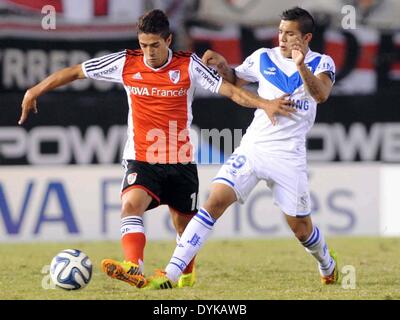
left=127, top=173, right=137, bottom=185
left=168, top=70, right=180, bottom=84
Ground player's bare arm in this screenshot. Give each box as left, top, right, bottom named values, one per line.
left=202, top=50, right=249, bottom=87
left=292, top=38, right=333, bottom=104
left=203, top=50, right=296, bottom=124
left=19, top=64, right=86, bottom=125
left=218, top=80, right=295, bottom=125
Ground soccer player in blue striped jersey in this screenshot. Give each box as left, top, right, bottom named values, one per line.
left=145, top=7, right=339, bottom=289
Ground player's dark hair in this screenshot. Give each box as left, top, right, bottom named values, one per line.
left=281, top=7, right=315, bottom=35
left=137, top=9, right=171, bottom=39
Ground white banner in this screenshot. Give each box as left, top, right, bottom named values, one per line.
left=0, top=164, right=385, bottom=242
left=380, top=166, right=400, bottom=236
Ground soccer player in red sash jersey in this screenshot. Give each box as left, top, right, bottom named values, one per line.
left=19, top=9, right=295, bottom=289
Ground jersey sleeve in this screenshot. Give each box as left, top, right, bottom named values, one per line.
left=81, top=50, right=127, bottom=83
left=315, top=54, right=336, bottom=84
left=189, top=53, right=223, bottom=93
left=234, top=50, right=260, bottom=83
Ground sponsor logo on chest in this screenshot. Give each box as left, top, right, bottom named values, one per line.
left=127, top=85, right=188, bottom=97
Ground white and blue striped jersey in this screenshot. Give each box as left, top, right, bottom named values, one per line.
left=235, top=47, right=335, bottom=158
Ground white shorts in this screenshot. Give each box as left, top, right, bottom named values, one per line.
left=212, top=144, right=311, bottom=217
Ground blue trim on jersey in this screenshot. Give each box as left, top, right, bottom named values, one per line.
left=212, top=177, right=235, bottom=187
left=260, top=52, right=321, bottom=94
left=296, top=212, right=312, bottom=218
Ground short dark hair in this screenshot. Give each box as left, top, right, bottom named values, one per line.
left=281, top=7, right=315, bottom=35
left=137, top=9, right=171, bottom=39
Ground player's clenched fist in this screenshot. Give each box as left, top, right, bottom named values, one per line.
left=201, top=49, right=228, bottom=69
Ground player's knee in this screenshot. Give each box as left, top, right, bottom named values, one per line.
left=292, top=227, right=310, bottom=242
left=121, top=200, right=145, bottom=217
left=175, top=216, right=193, bottom=235
left=175, top=224, right=186, bottom=236
left=286, top=215, right=313, bottom=242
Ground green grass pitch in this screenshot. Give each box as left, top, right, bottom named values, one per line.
left=0, top=237, right=399, bottom=300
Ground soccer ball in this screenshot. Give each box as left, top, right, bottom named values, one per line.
left=50, top=249, right=93, bottom=290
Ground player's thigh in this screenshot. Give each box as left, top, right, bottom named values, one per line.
left=212, top=150, right=259, bottom=204
left=163, top=163, right=199, bottom=215
left=121, top=188, right=153, bottom=218
left=269, top=158, right=311, bottom=217
left=120, top=160, right=164, bottom=212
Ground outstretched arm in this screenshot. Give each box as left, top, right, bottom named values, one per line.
left=297, top=65, right=333, bottom=104
left=201, top=51, right=296, bottom=124
left=18, top=64, right=85, bottom=125
left=202, top=50, right=249, bottom=87
left=218, top=80, right=295, bottom=125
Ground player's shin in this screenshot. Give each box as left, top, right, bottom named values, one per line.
left=165, top=208, right=216, bottom=282
left=301, top=226, right=335, bottom=276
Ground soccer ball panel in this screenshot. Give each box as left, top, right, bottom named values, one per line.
left=50, top=249, right=92, bottom=290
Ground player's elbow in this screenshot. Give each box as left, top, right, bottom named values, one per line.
left=70, top=64, right=86, bottom=80
left=314, top=93, right=329, bottom=104
left=314, top=85, right=332, bottom=104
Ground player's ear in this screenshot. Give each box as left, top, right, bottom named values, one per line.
left=304, top=32, right=312, bottom=44
left=165, top=34, right=172, bottom=47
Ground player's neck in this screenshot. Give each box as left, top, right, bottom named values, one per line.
left=155, top=55, right=169, bottom=68
left=144, top=49, right=172, bottom=70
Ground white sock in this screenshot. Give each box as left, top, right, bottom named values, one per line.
left=301, top=226, right=335, bottom=276
left=165, top=208, right=216, bottom=282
